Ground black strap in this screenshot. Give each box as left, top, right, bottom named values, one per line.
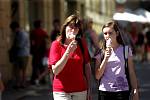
left=123, top=46, right=131, bottom=92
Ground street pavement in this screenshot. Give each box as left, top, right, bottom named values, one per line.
left=2, top=61, right=150, bottom=100
left=135, top=61, right=150, bottom=100
left=2, top=83, right=53, bottom=100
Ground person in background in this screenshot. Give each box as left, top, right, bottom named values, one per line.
left=95, top=20, right=139, bottom=100
left=50, top=19, right=61, bottom=42
left=35, top=36, right=52, bottom=86
left=135, top=31, right=145, bottom=62
left=82, top=18, right=100, bottom=86
left=145, top=26, right=150, bottom=61
left=49, top=14, right=92, bottom=100
left=9, top=21, right=30, bottom=89
left=83, top=18, right=100, bottom=58
left=122, top=27, right=135, bottom=55
left=30, top=20, right=48, bottom=85
left=129, top=22, right=138, bottom=45
left=49, top=19, right=61, bottom=85
left=0, top=72, right=5, bottom=100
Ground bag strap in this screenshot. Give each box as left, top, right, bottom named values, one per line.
left=124, top=45, right=129, bottom=68
left=123, top=45, right=132, bottom=92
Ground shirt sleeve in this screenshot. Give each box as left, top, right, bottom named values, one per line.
left=49, top=40, right=61, bottom=65
left=82, top=38, right=91, bottom=64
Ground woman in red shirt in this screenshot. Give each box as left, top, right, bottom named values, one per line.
left=49, top=14, right=91, bottom=100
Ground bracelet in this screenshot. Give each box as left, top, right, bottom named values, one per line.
left=132, top=88, right=138, bottom=95
left=134, top=89, right=137, bottom=94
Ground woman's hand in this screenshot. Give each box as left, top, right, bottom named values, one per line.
left=66, top=40, right=77, bottom=55
left=52, top=40, right=77, bottom=75
left=104, top=47, right=111, bottom=60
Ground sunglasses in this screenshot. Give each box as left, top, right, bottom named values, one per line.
left=103, top=31, right=113, bottom=35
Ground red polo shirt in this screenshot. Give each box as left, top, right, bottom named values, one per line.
left=49, top=39, right=90, bottom=93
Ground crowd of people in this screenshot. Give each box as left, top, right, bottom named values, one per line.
left=2, top=12, right=149, bottom=100
left=134, top=23, right=150, bottom=62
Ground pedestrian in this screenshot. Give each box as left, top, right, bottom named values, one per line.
left=83, top=18, right=100, bottom=80
left=0, top=72, right=5, bottom=100
left=95, top=20, right=139, bottom=100
left=35, top=35, right=51, bottom=86
left=135, top=31, right=145, bottom=62
left=30, top=20, right=48, bottom=85
left=49, top=18, right=61, bottom=85
left=50, top=19, right=61, bottom=42
left=49, top=14, right=92, bottom=100
left=83, top=18, right=100, bottom=58
left=145, top=28, right=150, bottom=61
left=9, top=21, right=30, bottom=89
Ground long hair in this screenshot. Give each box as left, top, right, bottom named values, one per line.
left=101, top=20, right=125, bottom=50
left=59, top=14, right=83, bottom=44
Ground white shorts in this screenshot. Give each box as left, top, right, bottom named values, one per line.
left=53, top=90, right=87, bottom=100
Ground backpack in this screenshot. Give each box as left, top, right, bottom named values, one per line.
left=123, top=45, right=132, bottom=92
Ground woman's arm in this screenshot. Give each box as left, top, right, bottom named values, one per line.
left=95, top=48, right=111, bottom=80
left=128, top=56, right=139, bottom=100
left=52, top=40, right=77, bottom=75
left=51, top=51, right=69, bottom=75
left=84, top=62, right=92, bottom=100
left=85, top=63, right=92, bottom=88
left=95, top=57, right=108, bottom=80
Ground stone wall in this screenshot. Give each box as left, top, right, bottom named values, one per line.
left=0, top=0, right=12, bottom=83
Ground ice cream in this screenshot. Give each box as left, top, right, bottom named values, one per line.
left=106, top=38, right=112, bottom=48
left=72, top=34, right=76, bottom=40
left=70, top=33, right=76, bottom=40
